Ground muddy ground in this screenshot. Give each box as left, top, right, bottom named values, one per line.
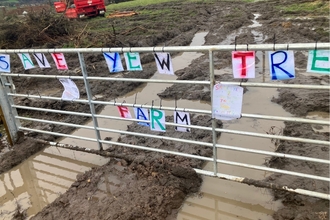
left=0, top=0, right=329, bottom=219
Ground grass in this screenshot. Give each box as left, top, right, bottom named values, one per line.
left=106, top=0, right=214, bottom=11
left=279, top=0, right=329, bottom=15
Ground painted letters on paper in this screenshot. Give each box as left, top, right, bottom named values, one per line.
left=150, top=109, right=166, bottom=132
left=18, top=53, right=35, bottom=70
left=154, top=53, right=174, bottom=75
left=174, top=111, right=191, bottom=132
left=0, top=54, right=10, bottom=73
left=124, top=52, right=143, bottom=71
left=268, top=50, right=295, bottom=80
left=307, top=50, right=330, bottom=74
left=212, top=83, right=244, bottom=120
left=117, top=106, right=132, bottom=118
left=133, top=107, right=149, bottom=126
left=51, top=53, right=68, bottom=70
left=232, top=51, right=255, bottom=78
left=103, top=52, right=124, bottom=73
left=33, top=53, right=51, bottom=68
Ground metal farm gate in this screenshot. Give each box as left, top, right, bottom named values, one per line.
left=0, top=43, right=329, bottom=200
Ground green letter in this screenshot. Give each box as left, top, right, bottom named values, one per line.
left=150, top=109, right=165, bottom=131
left=311, top=50, right=330, bottom=73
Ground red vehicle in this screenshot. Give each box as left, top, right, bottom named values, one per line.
left=54, top=0, right=106, bottom=19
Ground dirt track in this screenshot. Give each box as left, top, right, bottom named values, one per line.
left=0, top=0, right=329, bottom=219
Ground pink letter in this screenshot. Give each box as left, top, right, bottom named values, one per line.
left=51, top=53, right=68, bottom=70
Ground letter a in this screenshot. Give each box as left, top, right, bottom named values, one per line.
left=18, top=53, right=35, bottom=70
left=134, top=107, right=149, bottom=126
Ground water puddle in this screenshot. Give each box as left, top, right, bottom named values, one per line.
left=178, top=14, right=286, bottom=220
left=62, top=32, right=210, bottom=149
left=306, top=111, right=330, bottom=133
left=0, top=147, right=109, bottom=219
left=0, top=16, right=288, bottom=219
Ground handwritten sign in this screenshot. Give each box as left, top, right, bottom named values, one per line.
left=51, top=53, right=68, bottom=70
left=103, top=52, right=124, bottom=73
left=0, top=54, right=10, bottom=73
left=307, top=50, right=330, bottom=74
left=212, top=84, right=243, bottom=120
left=117, top=106, right=132, bottom=118
left=154, top=53, right=174, bottom=75
left=18, top=53, right=35, bottom=70
left=59, top=78, right=80, bottom=100
left=232, top=51, right=255, bottom=78
left=134, top=107, right=149, bottom=126
left=124, top=52, right=143, bottom=71
left=33, top=53, right=51, bottom=68
left=268, top=51, right=295, bottom=80
left=150, top=109, right=166, bottom=132
left=174, top=111, right=191, bottom=132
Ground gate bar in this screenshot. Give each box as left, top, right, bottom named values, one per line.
left=0, top=42, right=329, bottom=53
left=16, top=116, right=330, bottom=160
left=2, top=73, right=330, bottom=90
left=195, top=169, right=330, bottom=200
left=37, top=138, right=330, bottom=200
left=12, top=102, right=330, bottom=126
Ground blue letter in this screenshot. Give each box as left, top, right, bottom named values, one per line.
left=269, top=51, right=295, bottom=80
left=0, top=55, right=10, bottom=72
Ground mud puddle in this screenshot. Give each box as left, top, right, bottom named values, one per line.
left=61, top=32, right=210, bottom=149
left=0, top=147, right=109, bottom=219
left=0, top=15, right=292, bottom=219
left=0, top=32, right=209, bottom=219
left=306, top=111, right=330, bottom=133
left=177, top=14, right=286, bottom=220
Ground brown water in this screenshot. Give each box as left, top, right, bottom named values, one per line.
left=61, top=32, right=211, bottom=149
left=0, top=15, right=291, bottom=219
left=0, top=147, right=109, bottom=219
left=177, top=14, right=287, bottom=220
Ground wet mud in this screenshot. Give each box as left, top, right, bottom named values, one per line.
left=0, top=0, right=329, bottom=219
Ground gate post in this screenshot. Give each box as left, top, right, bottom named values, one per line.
left=0, top=76, right=20, bottom=145
left=77, top=52, right=103, bottom=151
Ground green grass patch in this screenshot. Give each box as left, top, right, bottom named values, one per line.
left=106, top=0, right=214, bottom=11
left=279, top=0, right=329, bottom=15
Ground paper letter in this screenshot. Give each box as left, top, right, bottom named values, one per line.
left=117, top=106, right=132, bottom=118
left=33, top=53, right=51, bottom=68
left=124, top=52, right=143, bottom=71
left=51, top=53, right=68, bottom=70
left=212, top=84, right=244, bottom=120
left=0, top=54, right=10, bottom=73
left=134, top=107, right=149, bottom=126
left=59, top=78, right=79, bottom=100
left=307, top=50, right=330, bottom=74
left=232, top=51, right=255, bottom=78
left=154, top=53, right=174, bottom=75
left=150, top=109, right=166, bottom=132
left=103, top=52, right=124, bottom=73
left=174, top=111, right=191, bottom=132
left=268, top=51, right=295, bottom=80
left=18, top=53, right=35, bottom=70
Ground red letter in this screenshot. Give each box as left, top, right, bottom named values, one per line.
left=117, top=106, right=132, bottom=118
left=51, top=53, right=68, bottom=70
left=233, top=52, right=254, bottom=76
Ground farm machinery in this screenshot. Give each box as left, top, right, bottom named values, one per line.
left=54, top=0, right=106, bottom=19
